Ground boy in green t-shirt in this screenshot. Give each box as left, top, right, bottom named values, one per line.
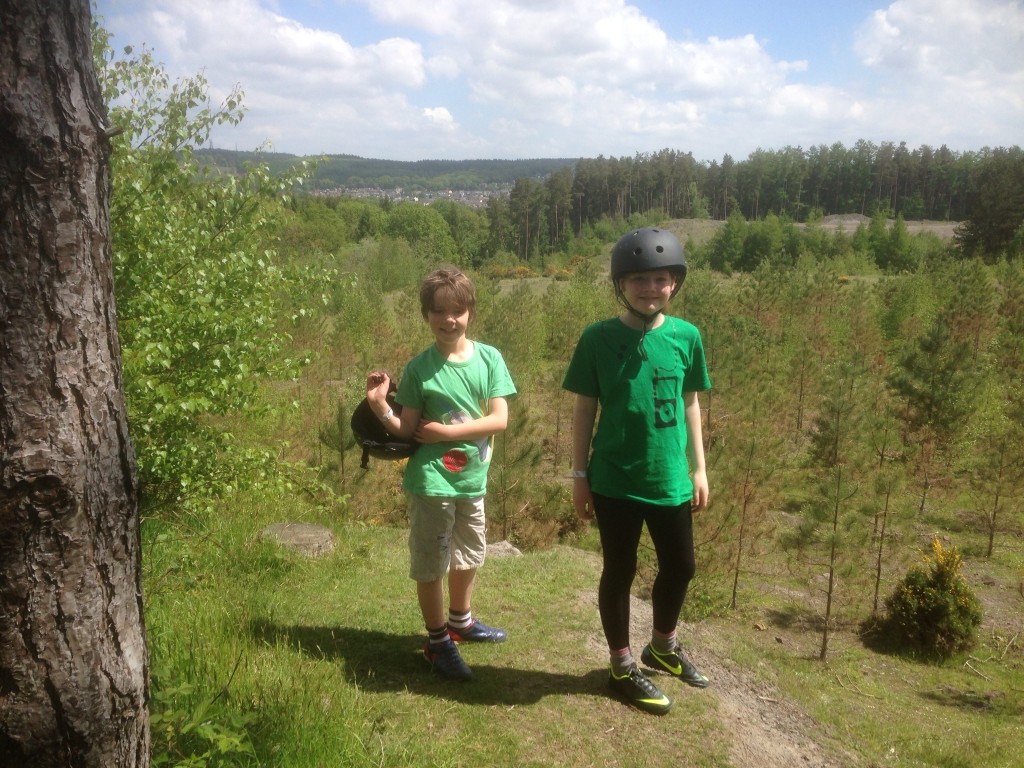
left=563, top=227, right=711, bottom=715
left=366, top=267, right=516, bottom=681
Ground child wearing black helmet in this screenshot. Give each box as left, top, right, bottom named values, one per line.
left=562, top=227, right=711, bottom=715
left=366, top=267, right=516, bottom=682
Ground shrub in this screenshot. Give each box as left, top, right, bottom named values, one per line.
left=880, top=537, right=982, bottom=660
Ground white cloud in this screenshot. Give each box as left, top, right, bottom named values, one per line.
left=856, top=0, right=1024, bottom=75
left=853, top=0, right=1024, bottom=148
left=97, top=0, right=1024, bottom=160
left=423, top=106, right=456, bottom=128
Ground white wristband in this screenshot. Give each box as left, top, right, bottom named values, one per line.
left=570, top=469, right=587, bottom=478
left=380, top=408, right=393, bottom=422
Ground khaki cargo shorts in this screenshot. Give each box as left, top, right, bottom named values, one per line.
left=406, top=493, right=487, bottom=582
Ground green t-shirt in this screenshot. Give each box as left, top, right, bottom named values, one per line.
left=396, top=341, right=517, bottom=498
left=562, top=316, right=711, bottom=505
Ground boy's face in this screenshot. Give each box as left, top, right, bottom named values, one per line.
left=427, top=297, right=471, bottom=346
left=619, top=269, right=676, bottom=314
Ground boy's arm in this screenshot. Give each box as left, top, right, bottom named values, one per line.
left=366, top=371, right=420, bottom=440
left=684, top=390, right=709, bottom=510
left=413, top=396, right=509, bottom=443
left=571, top=394, right=598, bottom=520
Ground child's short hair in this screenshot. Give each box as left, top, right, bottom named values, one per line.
left=419, top=267, right=476, bottom=321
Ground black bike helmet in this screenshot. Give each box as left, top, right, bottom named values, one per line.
left=610, top=228, right=688, bottom=359
left=610, top=227, right=687, bottom=298
left=350, top=381, right=418, bottom=469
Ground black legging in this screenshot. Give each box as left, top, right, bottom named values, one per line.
left=593, top=493, right=696, bottom=650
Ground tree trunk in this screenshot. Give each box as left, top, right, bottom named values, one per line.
left=0, top=2, right=150, bottom=766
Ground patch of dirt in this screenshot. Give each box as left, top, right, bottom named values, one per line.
left=580, top=589, right=850, bottom=768
left=664, top=218, right=726, bottom=246
left=816, top=214, right=958, bottom=240
left=666, top=215, right=960, bottom=243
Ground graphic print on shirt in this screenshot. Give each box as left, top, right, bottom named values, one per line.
left=652, top=367, right=679, bottom=429
left=442, top=449, right=469, bottom=472
left=440, top=400, right=490, bottom=470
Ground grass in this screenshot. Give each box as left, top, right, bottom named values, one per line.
left=147, top=498, right=721, bottom=767
left=143, top=485, right=1023, bottom=768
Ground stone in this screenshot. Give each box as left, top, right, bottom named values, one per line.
left=488, top=540, right=522, bottom=558
left=259, top=522, right=336, bottom=557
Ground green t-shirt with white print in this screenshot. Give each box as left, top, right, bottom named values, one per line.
left=396, top=341, right=516, bottom=498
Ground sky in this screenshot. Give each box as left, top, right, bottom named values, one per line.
left=93, top=0, right=1024, bottom=163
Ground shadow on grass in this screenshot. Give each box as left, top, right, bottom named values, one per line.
left=249, top=618, right=609, bottom=706
left=919, top=685, right=1008, bottom=712
left=766, top=605, right=822, bottom=631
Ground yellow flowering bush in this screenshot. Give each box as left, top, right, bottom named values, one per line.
left=882, top=537, right=983, bottom=660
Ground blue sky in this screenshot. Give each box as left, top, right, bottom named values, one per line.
left=94, top=0, right=1024, bottom=162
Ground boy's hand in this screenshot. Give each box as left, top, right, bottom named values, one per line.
left=412, top=419, right=449, bottom=444
left=366, top=371, right=389, bottom=405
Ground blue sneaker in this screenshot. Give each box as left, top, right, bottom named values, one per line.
left=608, top=664, right=673, bottom=715
left=641, top=643, right=710, bottom=688
left=447, top=619, right=507, bottom=643
left=423, top=639, right=472, bottom=681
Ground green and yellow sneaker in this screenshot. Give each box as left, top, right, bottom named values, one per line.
left=608, top=664, right=673, bottom=715
left=641, top=643, right=710, bottom=688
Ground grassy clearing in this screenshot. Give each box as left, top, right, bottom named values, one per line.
left=144, top=483, right=1023, bottom=768
left=146, top=497, right=723, bottom=768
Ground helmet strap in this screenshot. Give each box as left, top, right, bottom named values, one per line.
left=615, top=291, right=661, bottom=360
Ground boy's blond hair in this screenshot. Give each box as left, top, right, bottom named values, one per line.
left=419, top=267, right=476, bottom=321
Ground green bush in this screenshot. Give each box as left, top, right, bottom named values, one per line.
left=881, top=537, right=983, bottom=660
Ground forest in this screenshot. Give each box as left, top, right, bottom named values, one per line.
left=7, top=20, right=1021, bottom=767
left=202, top=136, right=1024, bottom=262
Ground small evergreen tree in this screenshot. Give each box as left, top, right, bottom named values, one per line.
left=787, top=359, right=872, bottom=660
left=721, top=392, right=783, bottom=609
left=963, top=379, right=1024, bottom=558
left=866, top=403, right=908, bottom=616
left=488, top=396, right=554, bottom=547
left=877, top=213, right=917, bottom=273
left=886, top=316, right=973, bottom=512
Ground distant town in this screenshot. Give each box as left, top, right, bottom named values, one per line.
left=310, top=185, right=508, bottom=208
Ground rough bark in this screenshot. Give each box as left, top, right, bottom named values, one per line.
left=0, top=1, right=150, bottom=766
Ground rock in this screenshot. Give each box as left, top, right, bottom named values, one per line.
left=488, top=540, right=522, bottom=558
left=259, top=522, right=336, bottom=557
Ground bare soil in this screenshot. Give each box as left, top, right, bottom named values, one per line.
left=816, top=214, right=958, bottom=240
left=664, top=215, right=959, bottom=247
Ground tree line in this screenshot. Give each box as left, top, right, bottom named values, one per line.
left=210, top=140, right=1024, bottom=263
left=494, top=144, right=1024, bottom=262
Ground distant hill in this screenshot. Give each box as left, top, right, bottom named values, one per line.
left=194, top=149, right=576, bottom=192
